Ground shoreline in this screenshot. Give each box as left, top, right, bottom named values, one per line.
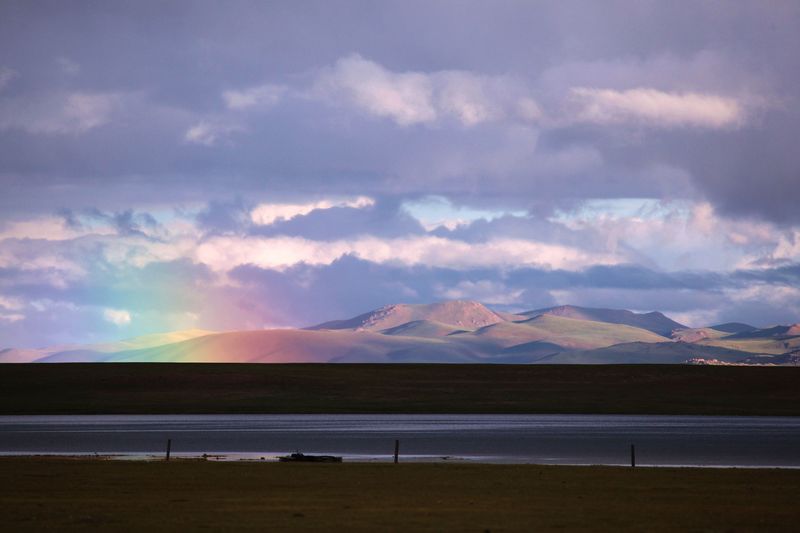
left=3, top=453, right=800, bottom=469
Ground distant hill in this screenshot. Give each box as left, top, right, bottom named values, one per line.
left=2, top=329, right=214, bottom=364
left=522, top=305, right=686, bottom=336
left=710, top=322, right=757, bottom=334
left=102, top=329, right=487, bottom=364
left=459, top=314, right=668, bottom=350
left=309, top=300, right=504, bottom=332
left=541, top=341, right=757, bottom=365
left=496, top=340, right=564, bottom=360
left=5, top=300, right=798, bottom=365
left=725, top=324, right=800, bottom=339
left=379, top=319, right=467, bottom=338
left=670, top=327, right=727, bottom=343
left=697, top=324, right=800, bottom=356
left=0, top=348, right=45, bottom=364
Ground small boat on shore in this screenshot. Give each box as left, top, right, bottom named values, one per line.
left=278, top=452, right=342, bottom=463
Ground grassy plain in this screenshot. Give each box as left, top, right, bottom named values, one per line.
left=0, top=458, right=798, bottom=532
left=1, top=363, right=799, bottom=415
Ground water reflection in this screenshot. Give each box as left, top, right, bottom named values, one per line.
left=1, top=414, right=799, bottom=467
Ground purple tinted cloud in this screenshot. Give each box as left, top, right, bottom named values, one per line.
left=0, top=1, right=798, bottom=346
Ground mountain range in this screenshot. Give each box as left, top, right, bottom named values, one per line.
left=2, top=301, right=799, bottom=365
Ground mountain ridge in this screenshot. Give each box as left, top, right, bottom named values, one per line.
left=308, top=300, right=505, bottom=332
left=523, top=305, right=686, bottom=336
left=4, top=300, right=799, bottom=365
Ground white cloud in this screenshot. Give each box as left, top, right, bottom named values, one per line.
left=61, top=93, right=116, bottom=132
left=184, top=120, right=242, bottom=146
left=0, top=242, right=87, bottom=287
left=557, top=200, right=780, bottom=272
left=0, top=295, right=25, bottom=323
left=250, top=196, right=375, bottom=225
left=0, top=67, right=17, bottom=91
left=436, top=71, right=505, bottom=126
left=0, top=312, right=24, bottom=323
left=667, top=308, right=723, bottom=329
left=223, top=83, right=286, bottom=110
left=738, top=229, right=800, bottom=268
left=403, top=195, right=525, bottom=230
left=724, top=285, right=800, bottom=326
left=31, top=299, right=79, bottom=313
left=195, top=234, right=622, bottom=272
left=0, top=215, right=115, bottom=241
left=0, top=91, right=121, bottom=134
left=568, top=87, right=744, bottom=129
left=314, top=54, right=540, bottom=127
left=771, top=231, right=800, bottom=263
left=318, top=54, right=436, bottom=126
left=103, top=308, right=132, bottom=326
left=56, top=57, right=81, bottom=76
left=437, top=280, right=524, bottom=305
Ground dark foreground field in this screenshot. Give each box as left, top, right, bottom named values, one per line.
left=2, top=363, right=800, bottom=415
left=1, top=458, right=798, bottom=532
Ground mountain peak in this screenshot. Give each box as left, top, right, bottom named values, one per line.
left=309, top=300, right=504, bottom=332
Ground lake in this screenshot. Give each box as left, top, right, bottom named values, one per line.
left=1, top=414, right=799, bottom=467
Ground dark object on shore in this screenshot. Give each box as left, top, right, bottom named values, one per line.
left=278, top=453, right=342, bottom=463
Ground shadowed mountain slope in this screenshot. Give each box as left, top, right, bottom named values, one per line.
left=698, top=324, right=800, bottom=355
left=725, top=324, right=800, bottom=339
left=461, top=314, right=669, bottom=350
left=379, top=320, right=467, bottom=338
left=541, top=342, right=757, bottom=365
left=710, top=322, right=758, bottom=334
left=523, top=305, right=686, bottom=336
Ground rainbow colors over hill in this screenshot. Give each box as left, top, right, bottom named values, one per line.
left=3, top=301, right=798, bottom=365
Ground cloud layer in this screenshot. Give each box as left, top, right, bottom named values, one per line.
left=0, top=1, right=798, bottom=346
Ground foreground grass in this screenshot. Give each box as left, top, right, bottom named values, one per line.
left=2, top=363, right=800, bottom=415
left=0, top=458, right=798, bottom=532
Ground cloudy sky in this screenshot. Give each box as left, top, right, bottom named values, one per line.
left=1, top=1, right=799, bottom=347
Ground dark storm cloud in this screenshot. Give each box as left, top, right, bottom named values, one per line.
left=0, top=0, right=797, bottom=220
left=195, top=199, right=251, bottom=235
left=733, top=264, right=800, bottom=286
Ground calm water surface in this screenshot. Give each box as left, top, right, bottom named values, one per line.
left=1, top=414, right=799, bottom=467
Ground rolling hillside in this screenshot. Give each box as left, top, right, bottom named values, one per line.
left=100, top=329, right=486, bottom=364
left=697, top=323, right=800, bottom=355
left=308, top=300, right=504, bottom=332
left=524, top=305, right=686, bottom=336
left=457, top=314, right=668, bottom=350
left=1, top=329, right=215, bottom=364
left=4, top=300, right=799, bottom=365
left=379, top=319, right=467, bottom=338
left=539, top=342, right=756, bottom=365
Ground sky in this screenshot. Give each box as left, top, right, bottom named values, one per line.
left=1, top=0, right=799, bottom=347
